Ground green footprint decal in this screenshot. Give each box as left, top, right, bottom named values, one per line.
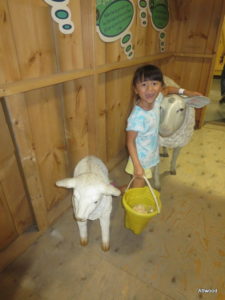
left=148, top=0, right=169, bottom=30
left=96, top=0, right=135, bottom=59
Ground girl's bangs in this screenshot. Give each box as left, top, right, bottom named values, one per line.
left=139, top=70, right=163, bottom=82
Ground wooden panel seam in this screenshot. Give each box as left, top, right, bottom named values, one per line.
left=4, top=94, right=48, bottom=230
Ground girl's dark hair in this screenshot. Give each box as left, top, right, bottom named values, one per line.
left=132, top=64, right=164, bottom=87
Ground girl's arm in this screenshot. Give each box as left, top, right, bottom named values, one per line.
left=162, top=86, right=203, bottom=97
left=127, top=130, right=144, bottom=177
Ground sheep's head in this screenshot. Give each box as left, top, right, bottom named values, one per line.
left=56, top=173, right=120, bottom=221
left=159, top=94, right=187, bottom=137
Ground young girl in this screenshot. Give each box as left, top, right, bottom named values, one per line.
left=125, top=64, right=202, bottom=188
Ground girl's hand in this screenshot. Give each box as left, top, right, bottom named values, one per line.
left=132, top=167, right=145, bottom=188
left=134, top=165, right=145, bottom=178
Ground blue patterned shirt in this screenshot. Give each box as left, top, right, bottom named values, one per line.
left=126, top=93, right=163, bottom=168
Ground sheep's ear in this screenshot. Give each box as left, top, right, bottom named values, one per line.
left=184, top=95, right=210, bottom=108
left=56, top=178, right=76, bottom=189
left=103, top=184, right=121, bottom=197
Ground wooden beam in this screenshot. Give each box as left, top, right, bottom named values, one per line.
left=174, top=53, right=214, bottom=59
left=0, top=53, right=173, bottom=97
left=96, top=53, right=173, bottom=74
left=0, top=52, right=215, bottom=98
left=0, top=68, right=93, bottom=97
left=4, top=94, right=48, bottom=230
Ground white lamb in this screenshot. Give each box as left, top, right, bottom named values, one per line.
left=153, top=77, right=195, bottom=190
left=56, top=156, right=121, bottom=251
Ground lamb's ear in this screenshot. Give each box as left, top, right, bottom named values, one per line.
left=56, top=178, right=76, bottom=189
left=184, top=96, right=210, bottom=108
left=103, top=184, right=121, bottom=196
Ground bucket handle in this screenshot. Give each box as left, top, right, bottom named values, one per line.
left=126, top=176, right=161, bottom=213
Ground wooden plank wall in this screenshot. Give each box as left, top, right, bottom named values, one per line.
left=0, top=0, right=224, bottom=270
left=163, top=0, right=225, bottom=126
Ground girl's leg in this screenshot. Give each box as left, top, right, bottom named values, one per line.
left=152, top=164, right=160, bottom=190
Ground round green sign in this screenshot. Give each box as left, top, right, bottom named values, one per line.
left=55, top=10, right=69, bottom=20
left=121, top=33, right=131, bottom=44
left=160, top=31, right=165, bottom=39
left=98, top=0, right=134, bottom=39
left=139, top=0, right=147, bottom=8
left=148, top=1, right=169, bottom=30
left=151, top=5, right=169, bottom=29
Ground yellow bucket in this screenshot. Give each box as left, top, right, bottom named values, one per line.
left=122, top=176, right=161, bottom=234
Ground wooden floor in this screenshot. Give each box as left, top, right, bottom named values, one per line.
left=0, top=123, right=225, bottom=300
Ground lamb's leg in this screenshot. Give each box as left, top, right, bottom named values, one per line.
left=77, top=220, right=88, bottom=246
left=99, top=215, right=110, bottom=251
left=170, top=147, right=181, bottom=175
left=152, top=163, right=160, bottom=191
left=160, top=146, right=169, bottom=157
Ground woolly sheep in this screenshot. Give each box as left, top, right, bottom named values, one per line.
left=152, top=77, right=195, bottom=190
left=56, top=156, right=121, bottom=251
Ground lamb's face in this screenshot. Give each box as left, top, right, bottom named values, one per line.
left=159, top=95, right=186, bottom=137
left=72, top=184, right=104, bottom=221
left=56, top=173, right=120, bottom=221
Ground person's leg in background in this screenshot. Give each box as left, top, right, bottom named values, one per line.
left=219, top=64, right=225, bottom=104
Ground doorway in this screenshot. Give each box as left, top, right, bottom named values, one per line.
left=205, top=16, right=225, bottom=124
left=206, top=75, right=225, bottom=123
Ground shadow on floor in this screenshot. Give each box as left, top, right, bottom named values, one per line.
left=0, top=123, right=225, bottom=300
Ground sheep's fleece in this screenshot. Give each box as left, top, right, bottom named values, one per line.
left=160, top=76, right=195, bottom=148
left=55, top=155, right=121, bottom=251
left=159, top=106, right=195, bottom=148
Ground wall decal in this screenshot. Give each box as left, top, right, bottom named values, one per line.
left=96, top=0, right=135, bottom=59
left=138, top=0, right=148, bottom=27
left=148, top=0, right=169, bottom=31
left=44, top=0, right=74, bottom=34
left=138, top=0, right=169, bottom=52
